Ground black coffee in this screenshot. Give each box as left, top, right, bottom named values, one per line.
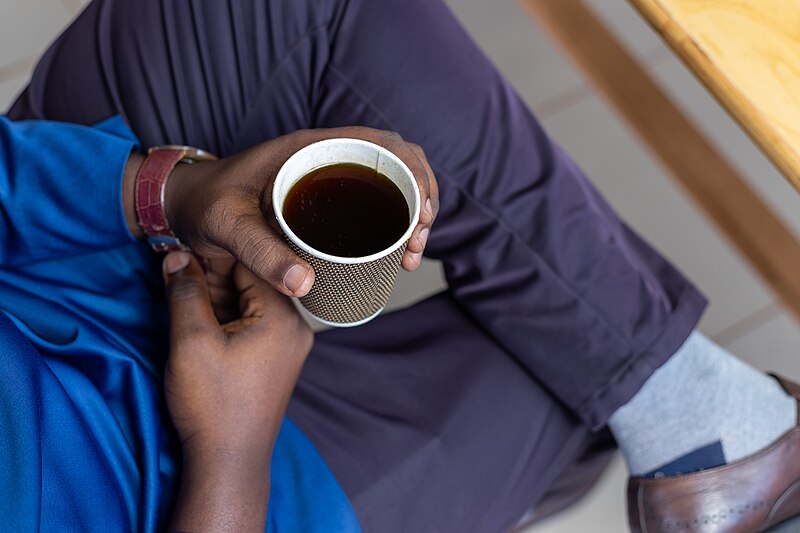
left=283, top=163, right=409, bottom=257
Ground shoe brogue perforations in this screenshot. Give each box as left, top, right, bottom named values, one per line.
left=627, top=375, right=800, bottom=533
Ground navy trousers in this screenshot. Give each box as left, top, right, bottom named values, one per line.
left=9, top=0, right=706, bottom=530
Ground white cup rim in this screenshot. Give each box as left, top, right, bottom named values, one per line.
left=272, top=138, right=421, bottom=264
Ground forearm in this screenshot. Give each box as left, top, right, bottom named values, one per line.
left=169, top=445, right=272, bottom=533
left=0, top=116, right=139, bottom=265
left=163, top=252, right=313, bottom=532
left=166, top=371, right=299, bottom=533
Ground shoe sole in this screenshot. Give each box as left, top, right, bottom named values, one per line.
left=766, top=515, right=800, bottom=532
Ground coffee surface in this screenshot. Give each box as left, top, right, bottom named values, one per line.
left=283, top=163, right=409, bottom=257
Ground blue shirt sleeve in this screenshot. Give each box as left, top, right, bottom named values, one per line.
left=0, top=115, right=140, bottom=267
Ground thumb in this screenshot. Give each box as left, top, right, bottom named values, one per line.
left=163, top=252, right=219, bottom=342
left=221, top=212, right=315, bottom=297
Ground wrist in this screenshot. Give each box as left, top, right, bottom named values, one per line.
left=184, top=442, right=271, bottom=468
left=181, top=425, right=278, bottom=461
left=133, top=146, right=217, bottom=252
left=182, top=439, right=273, bottom=490
left=163, top=159, right=195, bottom=240
left=171, top=437, right=272, bottom=533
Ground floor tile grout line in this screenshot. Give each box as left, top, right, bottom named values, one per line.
left=711, top=300, right=783, bottom=347
left=533, top=44, right=673, bottom=121
left=534, top=83, right=594, bottom=120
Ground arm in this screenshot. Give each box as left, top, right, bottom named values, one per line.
left=170, top=448, right=271, bottom=533
left=0, top=116, right=139, bottom=266
left=161, top=252, right=312, bottom=532
left=160, top=127, right=439, bottom=297
left=1, top=116, right=439, bottom=295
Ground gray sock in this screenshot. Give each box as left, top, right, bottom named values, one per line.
left=608, top=331, right=796, bottom=477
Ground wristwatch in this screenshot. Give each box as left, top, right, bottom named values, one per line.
left=134, top=145, right=217, bottom=252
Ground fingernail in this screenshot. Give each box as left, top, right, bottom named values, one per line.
left=164, top=252, right=191, bottom=275
left=417, top=227, right=430, bottom=247
left=283, top=264, right=312, bottom=294
left=410, top=251, right=422, bottom=265
left=425, top=198, right=433, bottom=217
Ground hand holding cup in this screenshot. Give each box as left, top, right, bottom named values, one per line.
left=164, top=127, right=439, bottom=298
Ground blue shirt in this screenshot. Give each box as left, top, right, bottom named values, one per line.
left=0, top=116, right=359, bottom=532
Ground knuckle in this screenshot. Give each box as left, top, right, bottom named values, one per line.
left=431, top=198, right=441, bottom=217
left=383, top=130, right=403, bottom=144
left=285, top=129, right=305, bottom=141
left=354, top=125, right=383, bottom=137
left=285, top=129, right=314, bottom=149
left=359, top=126, right=400, bottom=144
left=240, top=290, right=268, bottom=318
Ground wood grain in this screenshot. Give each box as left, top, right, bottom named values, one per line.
left=520, top=0, right=800, bottom=322
left=629, top=0, right=800, bottom=193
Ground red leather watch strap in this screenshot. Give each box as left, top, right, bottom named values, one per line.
left=135, top=145, right=216, bottom=252
left=135, top=148, right=187, bottom=246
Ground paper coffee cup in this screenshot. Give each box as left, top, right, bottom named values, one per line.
left=273, top=138, right=421, bottom=327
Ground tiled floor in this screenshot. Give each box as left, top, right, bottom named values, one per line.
left=2, top=1, right=799, bottom=532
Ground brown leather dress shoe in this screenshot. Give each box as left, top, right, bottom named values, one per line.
left=627, top=375, right=800, bottom=533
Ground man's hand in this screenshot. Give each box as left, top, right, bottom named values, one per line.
left=162, top=251, right=312, bottom=533
left=163, top=127, right=440, bottom=297
left=163, top=251, right=312, bottom=456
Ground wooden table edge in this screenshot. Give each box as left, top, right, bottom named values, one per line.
left=628, top=0, right=800, bottom=193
